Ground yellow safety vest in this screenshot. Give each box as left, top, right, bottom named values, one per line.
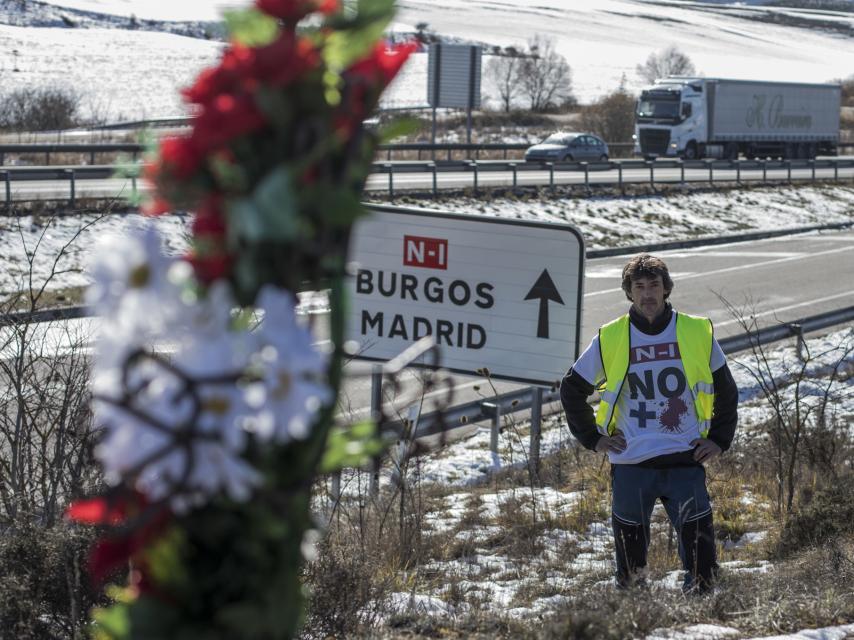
left=595, top=312, right=715, bottom=437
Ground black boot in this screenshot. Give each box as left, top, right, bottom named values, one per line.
left=679, top=511, right=717, bottom=594
left=612, top=514, right=649, bottom=589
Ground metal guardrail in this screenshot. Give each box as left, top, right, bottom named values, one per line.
left=0, top=144, right=142, bottom=166
left=4, top=156, right=852, bottom=206
left=383, top=304, right=854, bottom=442
left=370, top=157, right=854, bottom=197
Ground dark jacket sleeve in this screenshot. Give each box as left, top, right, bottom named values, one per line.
left=560, top=368, right=602, bottom=451
left=708, top=363, right=738, bottom=452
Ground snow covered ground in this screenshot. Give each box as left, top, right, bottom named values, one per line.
left=3, top=184, right=852, bottom=298
left=0, top=0, right=852, bottom=120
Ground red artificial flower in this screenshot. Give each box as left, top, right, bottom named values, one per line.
left=67, top=496, right=129, bottom=526
left=183, top=44, right=255, bottom=106
left=185, top=34, right=321, bottom=108
left=192, top=195, right=227, bottom=239
left=255, top=0, right=340, bottom=23
left=192, top=93, right=268, bottom=154
left=252, top=32, right=321, bottom=87
left=159, top=136, right=205, bottom=180
left=345, top=41, right=417, bottom=89
left=143, top=196, right=173, bottom=217
left=66, top=491, right=172, bottom=586
left=188, top=252, right=234, bottom=284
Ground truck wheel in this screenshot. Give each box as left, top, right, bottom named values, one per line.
left=683, top=142, right=698, bottom=160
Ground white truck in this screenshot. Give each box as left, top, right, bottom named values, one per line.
left=634, top=77, right=841, bottom=160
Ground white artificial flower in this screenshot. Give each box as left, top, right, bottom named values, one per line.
left=91, top=225, right=261, bottom=510
left=246, top=286, right=331, bottom=444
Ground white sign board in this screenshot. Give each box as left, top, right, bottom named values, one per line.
left=427, top=44, right=482, bottom=110
left=347, top=207, right=585, bottom=387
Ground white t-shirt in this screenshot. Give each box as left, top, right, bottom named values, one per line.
left=572, top=312, right=726, bottom=464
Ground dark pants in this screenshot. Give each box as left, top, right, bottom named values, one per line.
left=611, top=464, right=717, bottom=593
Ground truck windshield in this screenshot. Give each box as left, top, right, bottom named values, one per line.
left=637, top=100, right=680, bottom=120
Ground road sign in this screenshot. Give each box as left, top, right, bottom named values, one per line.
left=427, top=44, right=482, bottom=110
left=347, top=205, right=585, bottom=387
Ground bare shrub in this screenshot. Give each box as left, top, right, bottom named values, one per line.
left=0, top=213, right=104, bottom=527
left=580, top=83, right=637, bottom=151
left=774, top=477, right=854, bottom=557
left=517, top=36, right=574, bottom=112
left=486, top=49, right=523, bottom=113
left=636, top=46, right=696, bottom=84
left=0, top=521, right=102, bottom=640
left=0, top=87, right=81, bottom=132
left=720, top=296, right=854, bottom=516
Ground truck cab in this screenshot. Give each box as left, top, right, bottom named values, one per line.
left=634, top=78, right=706, bottom=159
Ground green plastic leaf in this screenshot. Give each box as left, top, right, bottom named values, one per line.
left=91, top=603, right=130, bottom=639
left=323, top=0, right=396, bottom=71
left=320, top=420, right=385, bottom=472
left=224, top=8, right=280, bottom=47
left=226, top=167, right=299, bottom=245
left=378, top=116, right=422, bottom=143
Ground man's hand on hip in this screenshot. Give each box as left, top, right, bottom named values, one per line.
left=691, top=438, right=722, bottom=464
left=595, top=430, right=627, bottom=454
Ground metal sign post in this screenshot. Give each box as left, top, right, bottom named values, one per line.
left=346, top=205, right=585, bottom=388
left=428, top=44, right=482, bottom=156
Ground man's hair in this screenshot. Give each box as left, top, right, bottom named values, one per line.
left=621, top=253, right=674, bottom=301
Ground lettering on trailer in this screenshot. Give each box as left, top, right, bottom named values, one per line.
left=746, top=94, right=813, bottom=131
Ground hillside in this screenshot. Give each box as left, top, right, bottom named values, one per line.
left=0, top=0, right=852, bottom=119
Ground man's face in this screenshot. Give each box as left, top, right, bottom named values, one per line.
left=630, top=274, right=666, bottom=321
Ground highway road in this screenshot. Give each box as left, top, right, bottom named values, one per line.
left=1, top=159, right=853, bottom=202
left=339, top=229, right=854, bottom=423
left=3, top=228, right=852, bottom=433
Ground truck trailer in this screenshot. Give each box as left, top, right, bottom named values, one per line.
left=634, top=77, right=841, bottom=160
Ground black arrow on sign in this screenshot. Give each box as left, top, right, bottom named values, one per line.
left=524, top=269, right=565, bottom=339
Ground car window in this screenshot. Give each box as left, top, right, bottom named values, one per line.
left=592, top=137, right=603, bottom=146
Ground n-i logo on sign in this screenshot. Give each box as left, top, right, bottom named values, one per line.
left=403, top=235, right=448, bottom=270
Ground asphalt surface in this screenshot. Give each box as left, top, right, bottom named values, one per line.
left=1, top=159, right=853, bottom=202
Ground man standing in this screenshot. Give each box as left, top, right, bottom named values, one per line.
left=560, top=254, right=738, bottom=593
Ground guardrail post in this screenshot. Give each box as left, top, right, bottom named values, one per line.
left=46, top=151, right=50, bottom=166
left=680, top=161, right=685, bottom=187
left=648, top=161, right=654, bottom=190
left=529, top=387, right=543, bottom=482
left=66, top=169, right=76, bottom=207
left=384, top=163, right=393, bottom=199
left=472, top=161, right=478, bottom=195
left=548, top=162, right=555, bottom=191
left=510, top=162, right=517, bottom=190
left=763, top=160, right=768, bottom=185
left=90, top=150, right=96, bottom=165
left=790, top=322, right=806, bottom=361
left=834, top=160, right=838, bottom=182
left=618, top=162, right=624, bottom=195
left=708, top=161, right=714, bottom=187
left=369, top=366, right=383, bottom=497
left=810, top=159, right=815, bottom=183
left=787, top=160, right=792, bottom=184
left=430, top=162, right=437, bottom=198
left=736, top=160, right=741, bottom=186
left=483, top=401, right=501, bottom=467
left=583, top=162, right=590, bottom=194
left=2, top=171, right=9, bottom=210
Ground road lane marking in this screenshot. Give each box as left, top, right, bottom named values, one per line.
left=714, top=290, right=854, bottom=330
left=584, top=244, right=854, bottom=298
